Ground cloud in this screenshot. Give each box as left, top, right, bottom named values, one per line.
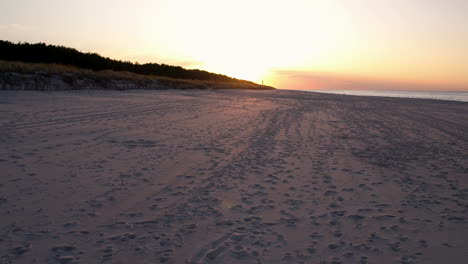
left=170, top=59, right=204, bottom=68
left=0, top=23, right=32, bottom=32
left=272, top=70, right=468, bottom=91
left=123, top=53, right=204, bottom=68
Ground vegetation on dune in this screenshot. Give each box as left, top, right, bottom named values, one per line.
left=0, top=60, right=273, bottom=91
left=0, top=40, right=274, bottom=90
left=0, top=40, right=241, bottom=82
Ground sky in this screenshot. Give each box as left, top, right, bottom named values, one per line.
left=1, top=0, right=467, bottom=91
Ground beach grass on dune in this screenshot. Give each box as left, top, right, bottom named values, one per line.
left=0, top=60, right=274, bottom=91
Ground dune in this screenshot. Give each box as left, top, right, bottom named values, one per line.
left=0, top=89, right=467, bottom=264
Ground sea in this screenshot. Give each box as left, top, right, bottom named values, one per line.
left=305, top=90, right=468, bottom=103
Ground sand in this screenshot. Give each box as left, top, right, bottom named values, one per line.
left=0, top=89, right=467, bottom=264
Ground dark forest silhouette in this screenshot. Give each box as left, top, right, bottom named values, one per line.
left=0, top=40, right=245, bottom=83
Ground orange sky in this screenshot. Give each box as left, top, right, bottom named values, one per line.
left=1, top=0, right=467, bottom=90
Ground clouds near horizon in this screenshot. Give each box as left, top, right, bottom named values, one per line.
left=273, top=70, right=468, bottom=91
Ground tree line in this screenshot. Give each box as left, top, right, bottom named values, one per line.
left=0, top=40, right=245, bottom=83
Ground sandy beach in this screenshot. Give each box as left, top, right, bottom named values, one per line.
left=0, top=89, right=467, bottom=264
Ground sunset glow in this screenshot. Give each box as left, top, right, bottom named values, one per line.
left=1, top=0, right=467, bottom=90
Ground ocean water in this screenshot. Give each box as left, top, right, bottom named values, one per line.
left=307, top=90, right=468, bottom=102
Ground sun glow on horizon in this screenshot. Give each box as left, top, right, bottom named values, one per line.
left=128, top=0, right=356, bottom=84
left=140, top=0, right=468, bottom=89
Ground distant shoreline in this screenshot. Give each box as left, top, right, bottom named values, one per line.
left=299, top=89, right=468, bottom=102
